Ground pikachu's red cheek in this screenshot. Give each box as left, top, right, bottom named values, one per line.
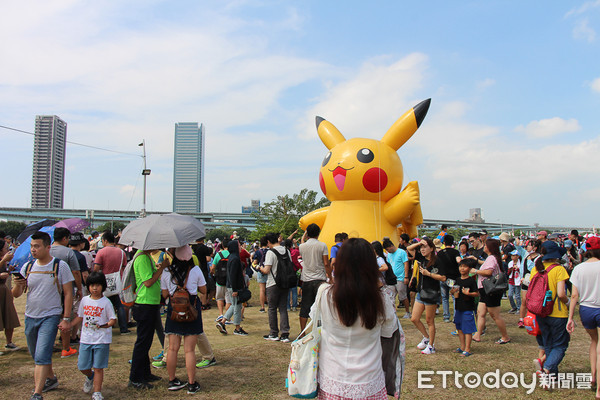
left=362, top=168, right=388, bottom=193
left=319, top=171, right=326, bottom=195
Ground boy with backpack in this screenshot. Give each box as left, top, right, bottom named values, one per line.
left=210, top=239, right=231, bottom=332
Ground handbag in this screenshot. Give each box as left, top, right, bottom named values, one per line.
left=482, top=265, right=508, bottom=295
left=237, top=287, right=251, bottom=303
left=287, top=283, right=327, bottom=398
left=103, top=250, right=126, bottom=297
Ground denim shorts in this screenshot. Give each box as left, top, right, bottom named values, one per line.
left=416, top=292, right=439, bottom=306
left=25, top=315, right=61, bottom=365
left=579, top=305, right=600, bottom=330
left=78, top=343, right=110, bottom=370
left=256, top=271, right=268, bottom=284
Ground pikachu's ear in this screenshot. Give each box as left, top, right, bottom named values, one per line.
left=316, top=117, right=346, bottom=150
left=381, top=99, right=431, bottom=151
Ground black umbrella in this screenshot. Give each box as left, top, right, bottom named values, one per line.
left=17, top=219, right=57, bottom=243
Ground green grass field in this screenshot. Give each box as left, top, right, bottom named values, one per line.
left=0, top=280, right=595, bottom=399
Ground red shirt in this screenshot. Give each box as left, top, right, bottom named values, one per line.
left=94, top=246, right=127, bottom=274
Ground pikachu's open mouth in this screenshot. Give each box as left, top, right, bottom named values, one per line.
left=332, top=166, right=347, bottom=191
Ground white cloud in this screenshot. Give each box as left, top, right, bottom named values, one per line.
left=514, top=117, right=581, bottom=138
left=477, top=78, right=496, bottom=90
left=573, top=18, right=597, bottom=42
left=592, top=77, right=600, bottom=92
left=566, top=0, right=600, bottom=18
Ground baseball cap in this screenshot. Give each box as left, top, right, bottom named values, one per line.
left=586, top=237, right=600, bottom=251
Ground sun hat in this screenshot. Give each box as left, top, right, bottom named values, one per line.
left=563, top=239, right=573, bottom=248
left=175, top=244, right=193, bottom=261
left=499, top=232, right=511, bottom=242
left=541, top=240, right=566, bottom=260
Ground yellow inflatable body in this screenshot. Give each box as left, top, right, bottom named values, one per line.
left=299, top=99, right=430, bottom=250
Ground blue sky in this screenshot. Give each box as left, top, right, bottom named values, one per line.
left=1, top=1, right=599, bottom=227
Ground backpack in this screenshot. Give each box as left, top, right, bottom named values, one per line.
left=214, top=251, right=228, bottom=286
left=23, top=258, right=62, bottom=294
left=169, top=266, right=198, bottom=323
left=526, top=263, right=560, bottom=317
left=120, top=252, right=144, bottom=307
left=523, top=312, right=541, bottom=336
left=269, top=248, right=298, bottom=289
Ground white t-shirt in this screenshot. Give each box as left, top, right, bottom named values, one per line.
left=161, top=265, right=206, bottom=296
left=265, top=246, right=287, bottom=288
left=570, top=260, right=600, bottom=308
left=78, top=295, right=116, bottom=344
left=21, top=258, right=75, bottom=318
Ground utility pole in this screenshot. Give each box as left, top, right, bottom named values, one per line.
left=139, top=140, right=151, bottom=218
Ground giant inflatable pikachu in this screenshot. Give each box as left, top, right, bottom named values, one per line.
left=299, top=99, right=431, bottom=250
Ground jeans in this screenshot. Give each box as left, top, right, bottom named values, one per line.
left=108, top=294, right=128, bottom=333
left=224, top=288, right=242, bottom=326
left=24, top=315, right=61, bottom=365
left=508, top=284, right=521, bottom=310
left=266, top=285, right=289, bottom=336
left=537, top=316, right=570, bottom=375
left=439, top=281, right=454, bottom=320
left=130, top=303, right=160, bottom=383
left=288, top=287, right=298, bottom=309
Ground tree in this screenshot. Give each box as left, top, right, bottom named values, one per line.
left=0, top=221, right=27, bottom=239
left=95, top=221, right=127, bottom=235
left=254, top=189, right=330, bottom=239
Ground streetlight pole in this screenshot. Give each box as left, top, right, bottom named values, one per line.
left=139, top=140, right=151, bottom=218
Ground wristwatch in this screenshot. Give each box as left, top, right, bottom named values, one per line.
left=63, top=317, right=69, bottom=321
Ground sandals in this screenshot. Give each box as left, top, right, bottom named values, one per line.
left=460, top=351, right=472, bottom=357
left=472, top=337, right=481, bottom=342
left=453, top=348, right=463, bottom=353
left=495, top=338, right=511, bottom=344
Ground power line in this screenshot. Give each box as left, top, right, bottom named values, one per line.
left=0, top=124, right=141, bottom=157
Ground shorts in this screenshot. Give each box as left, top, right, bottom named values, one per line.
left=78, top=343, right=110, bottom=370
left=478, top=288, right=502, bottom=308
left=215, top=284, right=231, bottom=304
left=454, top=309, right=477, bottom=334
left=24, top=315, right=61, bottom=365
left=579, top=305, right=600, bottom=330
left=395, top=281, right=407, bottom=301
left=256, top=271, right=268, bottom=284
left=416, top=292, right=439, bottom=307
left=299, top=280, right=325, bottom=318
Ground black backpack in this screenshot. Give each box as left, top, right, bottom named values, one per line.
left=269, top=248, right=297, bottom=289
left=215, top=251, right=228, bottom=286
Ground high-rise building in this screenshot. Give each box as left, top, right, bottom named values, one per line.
left=173, top=122, right=205, bottom=213
left=31, top=115, right=67, bottom=209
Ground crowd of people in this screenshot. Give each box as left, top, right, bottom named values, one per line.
left=1, top=224, right=600, bottom=399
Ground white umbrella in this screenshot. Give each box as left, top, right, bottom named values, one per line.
left=119, top=213, right=205, bottom=250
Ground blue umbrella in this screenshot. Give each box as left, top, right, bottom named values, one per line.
left=10, top=226, right=55, bottom=271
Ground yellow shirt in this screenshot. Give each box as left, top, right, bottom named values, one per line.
left=530, top=261, right=569, bottom=318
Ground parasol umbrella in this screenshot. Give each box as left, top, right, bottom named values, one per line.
left=10, top=226, right=55, bottom=270
left=118, top=213, right=205, bottom=251
left=17, top=219, right=57, bottom=243
left=54, top=218, right=90, bottom=233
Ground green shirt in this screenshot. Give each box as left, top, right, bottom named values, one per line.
left=134, top=251, right=161, bottom=305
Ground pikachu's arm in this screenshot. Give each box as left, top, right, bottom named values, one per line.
left=299, top=207, right=329, bottom=230
left=384, top=181, right=421, bottom=227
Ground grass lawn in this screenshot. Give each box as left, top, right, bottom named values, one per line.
left=0, top=280, right=595, bottom=399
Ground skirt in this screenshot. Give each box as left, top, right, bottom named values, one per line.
left=317, top=387, right=388, bottom=400
left=0, top=283, right=20, bottom=331
left=164, top=295, right=203, bottom=336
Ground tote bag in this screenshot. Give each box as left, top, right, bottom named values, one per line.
left=287, top=283, right=327, bottom=398
left=104, top=250, right=127, bottom=297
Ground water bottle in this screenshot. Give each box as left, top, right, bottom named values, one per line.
left=542, top=290, right=553, bottom=306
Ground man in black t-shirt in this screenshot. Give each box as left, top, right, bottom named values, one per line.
left=467, top=232, right=487, bottom=266
left=436, top=235, right=461, bottom=323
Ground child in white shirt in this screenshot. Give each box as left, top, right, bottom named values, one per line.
left=70, top=272, right=116, bottom=400
left=507, top=250, right=522, bottom=314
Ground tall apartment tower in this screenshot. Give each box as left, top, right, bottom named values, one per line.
left=173, top=122, right=205, bottom=213
left=31, top=115, right=67, bottom=209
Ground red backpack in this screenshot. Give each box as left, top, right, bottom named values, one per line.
left=526, top=263, right=559, bottom=317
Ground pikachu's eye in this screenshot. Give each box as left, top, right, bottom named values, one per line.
left=357, top=148, right=374, bottom=163
left=322, top=151, right=332, bottom=167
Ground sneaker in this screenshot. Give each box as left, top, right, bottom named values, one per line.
left=234, top=328, right=249, bottom=336
left=30, top=394, right=43, bottom=400
left=92, top=392, right=104, bottom=400
left=421, top=344, right=436, bottom=354
left=224, top=320, right=234, bottom=325
left=152, top=351, right=164, bottom=361
left=263, top=334, right=279, bottom=341
left=259, top=308, right=266, bottom=313
left=168, top=378, right=187, bottom=391
left=443, top=318, right=451, bottom=323
left=83, top=374, right=94, bottom=393
left=146, top=374, right=161, bottom=382
left=42, top=376, right=59, bottom=393
left=215, top=315, right=224, bottom=322
left=435, top=309, right=439, bottom=315
left=402, top=312, right=411, bottom=319
left=416, top=337, right=430, bottom=350
left=61, top=347, right=77, bottom=358
left=292, top=307, right=297, bottom=312
left=533, top=358, right=544, bottom=372
left=120, top=330, right=132, bottom=335
left=196, top=357, right=217, bottom=369
left=280, top=334, right=290, bottom=343
left=151, top=360, right=166, bottom=369
left=216, top=321, right=227, bottom=335
left=518, top=320, right=525, bottom=328
left=5, top=343, right=19, bottom=351
left=187, top=381, right=201, bottom=394
left=509, top=308, right=518, bottom=314
left=127, top=321, right=137, bottom=328
left=450, top=330, right=458, bottom=336
left=128, top=380, right=153, bottom=390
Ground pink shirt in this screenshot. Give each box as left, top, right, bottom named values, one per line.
left=94, top=246, right=127, bottom=275
left=477, top=255, right=500, bottom=289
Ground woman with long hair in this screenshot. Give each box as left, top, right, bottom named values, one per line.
left=317, top=238, right=398, bottom=400
left=160, top=245, right=206, bottom=394
left=407, top=238, right=446, bottom=355
left=471, top=238, right=510, bottom=344
left=567, top=237, right=600, bottom=397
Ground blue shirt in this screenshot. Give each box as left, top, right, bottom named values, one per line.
left=330, top=243, right=342, bottom=259
left=386, top=248, right=408, bottom=280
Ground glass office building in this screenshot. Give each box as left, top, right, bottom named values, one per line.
left=173, top=122, right=205, bottom=213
